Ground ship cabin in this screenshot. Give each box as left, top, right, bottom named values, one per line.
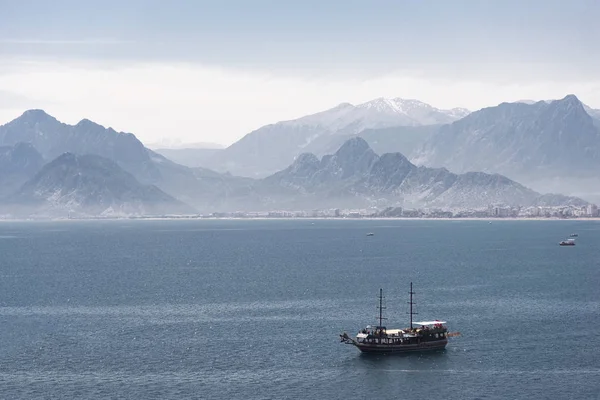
left=412, top=320, right=449, bottom=342
left=356, top=321, right=448, bottom=345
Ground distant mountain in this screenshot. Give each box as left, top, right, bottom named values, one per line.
left=516, top=98, right=600, bottom=127
left=0, top=110, right=160, bottom=182
left=412, top=95, right=600, bottom=197
left=0, top=107, right=591, bottom=215
left=143, top=150, right=264, bottom=212
left=0, top=142, right=45, bottom=198
left=146, top=138, right=225, bottom=150
left=274, top=124, right=440, bottom=162
left=206, top=98, right=469, bottom=178
left=516, top=98, right=600, bottom=117
left=153, top=147, right=223, bottom=168
left=349, top=125, right=440, bottom=156
left=0, top=110, right=257, bottom=212
left=265, top=137, right=587, bottom=210
left=583, top=104, right=600, bottom=124
left=8, top=153, right=194, bottom=217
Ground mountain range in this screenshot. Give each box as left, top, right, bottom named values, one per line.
left=0, top=94, right=596, bottom=217
left=193, top=93, right=600, bottom=203
left=263, top=137, right=585, bottom=210
left=0, top=110, right=266, bottom=215
left=200, top=97, right=469, bottom=178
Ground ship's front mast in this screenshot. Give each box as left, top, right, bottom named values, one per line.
left=379, top=288, right=382, bottom=327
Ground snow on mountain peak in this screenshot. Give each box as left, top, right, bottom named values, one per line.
left=357, top=97, right=432, bottom=115
left=355, top=97, right=469, bottom=121
left=271, top=97, right=471, bottom=150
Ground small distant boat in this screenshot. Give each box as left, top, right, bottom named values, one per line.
left=559, top=238, right=576, bottom=246
left=366, top=232, right=375, bottom=236
left=570, top=233, right=578, bottom=237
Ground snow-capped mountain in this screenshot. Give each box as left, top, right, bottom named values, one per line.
left=286, top=98, right=469, bottom=132
left=206, top=97, right=470, bottom=178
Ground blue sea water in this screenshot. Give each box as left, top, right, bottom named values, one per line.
left=0, top=219, right=598, bottom=399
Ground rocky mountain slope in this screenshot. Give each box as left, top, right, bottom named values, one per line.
left=8, top=153, right=193, bottom=217
left=265, top=137, right=587, bottom=210
left=0, top=110, right=159, bottom=182
left=0, top=142, right=45, bottom=198
left=412, top=95, right=600, bottom=198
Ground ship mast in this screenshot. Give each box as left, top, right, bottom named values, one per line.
left=378, top=288, right=387, bottom=328
left=408, top=282, right=417, bottom=329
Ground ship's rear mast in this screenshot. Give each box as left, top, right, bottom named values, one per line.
left=408, top=282, right=417, bottom=329
left=377, top=288, right=387, bottom=328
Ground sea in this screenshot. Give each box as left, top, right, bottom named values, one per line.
left=0, top=218, right=598, bottom=399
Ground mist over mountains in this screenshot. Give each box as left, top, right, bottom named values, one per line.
left=0, top=93, right=596, bottom=217
left=194, top=93, right=600, bottom=204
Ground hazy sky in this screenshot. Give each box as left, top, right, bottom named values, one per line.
left=1, top=0, right=600, bottom=146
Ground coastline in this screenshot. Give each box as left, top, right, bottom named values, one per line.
left=1, top=216, right=599, bottom=222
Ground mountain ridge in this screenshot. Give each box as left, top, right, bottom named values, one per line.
left=411, top=94, right=600, bottom=198
left=265, top=137, right=587, bottom=210
left=8, top=153, right=194, bottom=217
left=203, top=97, right=470, bottom=177
left=0, top=109, right=159, bottom=182
left=0, top=110, right=257, bottom=212
left=0, top=102, right=595, bottom=215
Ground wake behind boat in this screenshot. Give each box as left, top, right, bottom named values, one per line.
left=340, top=283, right=460, bottom=354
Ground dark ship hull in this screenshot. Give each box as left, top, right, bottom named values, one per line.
left=355, top=339, right=448, bottom=353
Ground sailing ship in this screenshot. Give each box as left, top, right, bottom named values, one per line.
left=340, top=283, right=459, bottom=354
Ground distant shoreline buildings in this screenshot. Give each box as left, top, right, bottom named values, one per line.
left=204, top=203, right=600, bottom=220
left=2, top=204, right=598, bottom=221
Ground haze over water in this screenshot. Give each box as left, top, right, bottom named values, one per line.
left=0, top=219, right=598, bottom=399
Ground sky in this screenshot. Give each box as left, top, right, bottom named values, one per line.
left=1, top=0, right=600, bottom=147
